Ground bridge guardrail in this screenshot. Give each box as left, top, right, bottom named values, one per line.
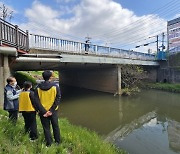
left=29, top=34, right=156, bottom=61
left=0, top=18, right=29, bottom=52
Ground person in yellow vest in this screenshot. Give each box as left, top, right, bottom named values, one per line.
left=34, top=70, right=61, bottom=147
left=19, top=81, right=38, bottom=140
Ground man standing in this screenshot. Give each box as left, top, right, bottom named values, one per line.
left=4, top=77, right=21, bottom=123
left=35, top=70, right=61, bottom=146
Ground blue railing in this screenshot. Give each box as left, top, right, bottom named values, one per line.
left=29, top=34, right=156, bottom=61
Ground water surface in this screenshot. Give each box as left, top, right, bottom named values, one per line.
left=59, top=87, right=180, bottom=154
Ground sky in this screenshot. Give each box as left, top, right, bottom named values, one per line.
left=0, top=0, right=180, bottom=53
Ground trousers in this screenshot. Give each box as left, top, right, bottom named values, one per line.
left=39, top=110, right=60, bottom=146
left=22, top=111, right=38, bottom=140
left=8, top=110, right=18, bottom=124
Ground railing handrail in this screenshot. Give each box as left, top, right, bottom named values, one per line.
left=0, top=18, right=29, bottom=52
left=29, top=33, right=156, bottom=61
left=30, top=33, right=155, bottom=56
left=0, top=18, right=16, bottom=29
left=30, top=33, right=87, bottom=45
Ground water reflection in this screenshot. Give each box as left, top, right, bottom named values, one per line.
left=60, top=87, right=180, bottom=154
left=168, top=120, right=180, bottom=152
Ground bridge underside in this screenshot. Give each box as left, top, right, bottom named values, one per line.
left=12, top=59, right=157, bottom=93
left=12, top=61, right=120, bottom=94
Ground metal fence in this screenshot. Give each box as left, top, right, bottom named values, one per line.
left=30, top=34, right=156, bottom=61
left=0, top=18, right=29, bottom=51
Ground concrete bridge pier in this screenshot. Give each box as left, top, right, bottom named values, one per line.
left=0, top=47, right=16, bottom=108
left=0, top=55, right=11, bottom=108
left=117, top=65, right=121, bottom=95
left=3, top=56, right=11, bottom=85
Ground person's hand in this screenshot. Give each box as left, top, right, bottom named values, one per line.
left=43, top=111, right=52, bottom=117
left=47, top=111, right=52, bottom=116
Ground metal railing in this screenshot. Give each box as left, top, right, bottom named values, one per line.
left=0, top=18, right=29, bottom=51
left=30, top=34, right=156, bottom=61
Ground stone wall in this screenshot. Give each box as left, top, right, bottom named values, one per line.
left=157, top=60, right=180, bottom=83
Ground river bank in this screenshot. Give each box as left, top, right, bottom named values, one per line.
left=145, top=82, right=180, bottom=93
left=0, top=109, right=124, bottom=154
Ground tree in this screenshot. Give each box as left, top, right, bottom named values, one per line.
left=121, top=65, right=147, bottom=89
left=0, top=4, right=13, bottom=21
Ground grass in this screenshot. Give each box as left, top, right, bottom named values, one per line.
left=27, top=71, right=59, bottom=78
left=145, top=82, right=180, bottom=93
left=0, top=109, right=125, bottom=154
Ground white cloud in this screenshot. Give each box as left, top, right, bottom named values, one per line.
left=173, top=13, right=180, bottom=19
left=56, top=0, right=75, bottom=3
left=20, top=0, right=167, bottom=52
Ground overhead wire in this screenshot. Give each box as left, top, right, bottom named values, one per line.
left=96, top=2, right=180, bottom=43
left=91, top=0, right=179, bottom=38
left=106, top=7, right=180, bottom=49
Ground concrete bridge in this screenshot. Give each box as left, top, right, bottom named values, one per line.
left=0, top=19, right=159, bottom=107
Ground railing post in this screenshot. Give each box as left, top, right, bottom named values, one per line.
left=95, top=45, right=98, bottom=55
left=108, top=47, right=111, bottom=55
left=26, top=30, right=29, bottom=52
left=15, top=25, right=19, bottom=50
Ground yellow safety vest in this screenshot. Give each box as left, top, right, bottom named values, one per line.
left=19, top=91, right=35, bottom=111
left=37, top=86, right=58, bottom=111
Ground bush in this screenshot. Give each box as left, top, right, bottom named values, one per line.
left=14, top=71, right=37, bottom=88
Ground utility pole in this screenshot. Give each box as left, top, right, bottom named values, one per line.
left=157, top=35, right=159, bottom=54
left=162, top=32, right=165, bottom=51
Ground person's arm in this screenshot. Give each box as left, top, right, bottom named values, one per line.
left=16, top=89, right=22, bottom=94
left=6, top=90, right=19, bottom=101
left=34, top=88, right=47, bottom=115
left=49, top=85, right=61, bottom=113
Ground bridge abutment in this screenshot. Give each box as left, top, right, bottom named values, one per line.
left=0, top=55, right=11, bottom=108
left=0, top=47, right=16, bottom=108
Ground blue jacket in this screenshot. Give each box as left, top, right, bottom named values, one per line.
left=4, top=84, right=21, bottom=111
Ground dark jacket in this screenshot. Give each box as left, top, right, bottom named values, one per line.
left=34, top=81, right=61, bottom=115
left=4, top=84, right=21, bottom=111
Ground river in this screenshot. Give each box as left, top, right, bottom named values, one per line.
left=59, top=86, right=180, bottom=154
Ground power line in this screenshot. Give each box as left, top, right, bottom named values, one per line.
left=104, top=6, right=180, bottom=48
left=95, top=3, right=180, bottom=43
left=91, top=0, right=179, bottom=38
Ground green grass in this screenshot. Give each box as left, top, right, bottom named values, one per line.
left=145, top=82, right=180, bottom=93
left=27, top=71, right=59, bottom=78
left=0, top=109, right=125, bottom=154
